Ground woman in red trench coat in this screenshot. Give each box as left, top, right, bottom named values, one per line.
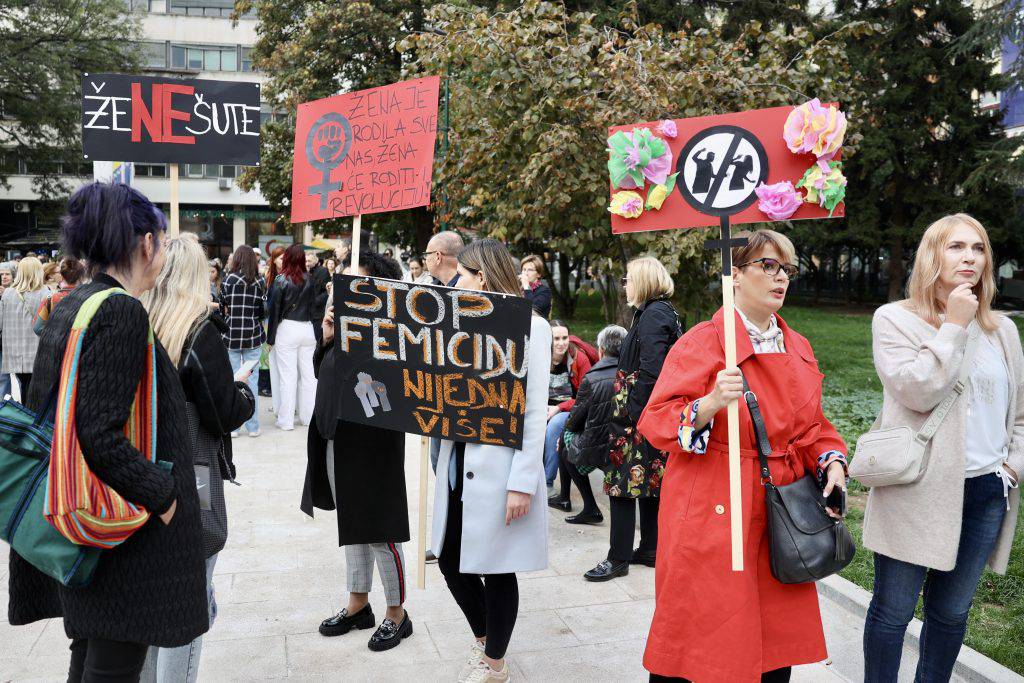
left=637, top=230, right=848, bottom=683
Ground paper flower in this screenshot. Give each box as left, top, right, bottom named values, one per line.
left=657, top=119, right=678, bottom=139
left=645, top=173, right=678, bottom=211
left=607, top=128, right=674, bottom=189
left=754, top=181, right=803, bottom=221
left=797, top=161, right=847, bottom=216
left=608, top=191, right=645, bottom=219
left=784, top=98, right=847, bottom=161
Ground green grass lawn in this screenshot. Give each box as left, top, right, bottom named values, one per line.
left=564, top=296, right=1024, bottom=674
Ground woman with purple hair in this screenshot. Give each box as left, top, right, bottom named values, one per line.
left=6, top=182, right=209, bottom=681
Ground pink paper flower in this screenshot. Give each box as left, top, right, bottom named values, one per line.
left=657, top=120, right=678, bottom=139
left=608, top=191, right=645, bottom=219
left=754, top=181, right=803, bottom=221
left=784, top=99, right=847, bottom=161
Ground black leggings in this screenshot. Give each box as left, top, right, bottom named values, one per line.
left=68, top=637, right=148, bottom=682
left=609, top=495, right=659, bottom=563
left=650, top=666, right=791, bottom=682
left=16, top=373, right=31, bottom=399
left=557, top=447, right=598, bottom=514
left=438, top=444, right=519, bottom=660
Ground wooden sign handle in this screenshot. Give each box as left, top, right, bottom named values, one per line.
left=350, top=215, right=362, bottom=272
left=417, top=435, right=429, bottom=589
left=722, top=271, right=744, bottom=572
left=169, top=163, right=180, bottom=237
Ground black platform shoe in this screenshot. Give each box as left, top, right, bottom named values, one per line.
left=565, top=510, right=604, bottom=525
left=319, top=604, right=375, bottom=637
left=547, top=495, right=571, bottom=512
left=368, top=611, right=413, bottom=652
left=583, top=559, right=629, bottom=582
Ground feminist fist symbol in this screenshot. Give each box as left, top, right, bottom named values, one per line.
left=305, top=112, right=353, bottom=211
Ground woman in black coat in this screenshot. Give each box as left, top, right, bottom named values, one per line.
left=300, top=251, right=412, bottom=653
left=559, top=324, right=629, bottom=525
left=519, top=254, right=552, bottom=318
left=584, top=257, right=682, bottom=583
left=7, top=183, right=208, bottom=681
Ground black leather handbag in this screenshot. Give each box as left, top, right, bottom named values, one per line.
left=743, top=378, right=855, bottom=584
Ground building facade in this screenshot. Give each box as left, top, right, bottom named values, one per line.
left=0, top=0, right=292, bottom=261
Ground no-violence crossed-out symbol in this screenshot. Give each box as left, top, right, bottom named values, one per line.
left=676, top=125, right=769, bottom=218
left=306, top=112, right=353, bottom=211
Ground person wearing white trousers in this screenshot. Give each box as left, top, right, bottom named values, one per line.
left=273, top=319, right=316, bottom=430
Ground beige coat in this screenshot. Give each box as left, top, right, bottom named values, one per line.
left=862, top=303, right=1024, bottom=574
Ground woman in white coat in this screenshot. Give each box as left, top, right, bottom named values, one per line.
left=431, top=238, right=551, bottom=683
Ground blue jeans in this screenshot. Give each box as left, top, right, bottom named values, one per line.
left=140, top=554, right=218, bottom=683
left=0, top=349, right=10, bottom=399
left=227, top=347, right=261, bottom=433
left=544, top=410, right=570, bottom=487
left=863, top=472, right=1008, bottom=683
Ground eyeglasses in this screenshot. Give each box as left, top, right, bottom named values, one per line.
left=422, top=250, right=444, bottom=260
left=736, top=257, right=798, bottom=279
left=619, top=277, right=629, bottom=287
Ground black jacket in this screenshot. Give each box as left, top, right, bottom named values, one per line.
left=619, top=299, right=683, bottom=426
left=180, top=313, right=256, bottom=480
left=300, top=338, right=409, bottom=546
left=564, top=355, right=619, bottom=469
left=524, top=281, right=552, bottom=318
left=267, top=274, right=316, bottom=345
left=7, top=274, right=209, bottom=648
left=309, top=265, right=330, bottom=322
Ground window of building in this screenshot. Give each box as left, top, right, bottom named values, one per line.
left=168, top=0, right=236, bottom=17
left=170, top=44, right=241, bottom=72
left=140, top=41, right=166, bottom=69
left=186, top=164, right=205, bottom=178
left=135, top=164, right=167, bottom=178
left=220, top=165, right=236, bottom=178
left=240, top=47, right=253, bottom=72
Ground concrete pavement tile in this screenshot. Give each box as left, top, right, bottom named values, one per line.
left=517, top=573, right=633, bottom=613
left=0, top=619, right=47, bottom=659
left=199, top=635, right=288, bottom=680
left=205, top=596, right=326, bottom=642
left=511, top=638, right=649, bottom=681
left=212, top=546, right=302, bottom=575
left=792, top=662, right=848, bottom=681
left=284, top=625, right=441, bottom=677
left=285, top=658, right=464, bottom=682
left=227, top=567, right=342, bottom=605
left=612, top=566, right=657, bottom=600
left=557, top=599, right=655, bottom=645
left=424, top=610, right=580, bottom=658
left=29, top=619, right=70, bottom=658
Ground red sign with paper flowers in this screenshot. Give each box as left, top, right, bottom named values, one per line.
left=608, top=102, right=845, bottom=234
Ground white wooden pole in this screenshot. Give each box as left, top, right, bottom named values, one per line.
left=168, top=163, right=180, bottom=237
left=417, top=435, right=429, bottom=589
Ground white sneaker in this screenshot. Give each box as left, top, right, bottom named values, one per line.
left=230, top=431, right=239, bottom=438
left=457, top=641, right=485, bottom=681
left=463, top=660, right=509, bottom=683
left=248, top=429, right=261, bottom=437
left=278, top=424, right=294, bottom=432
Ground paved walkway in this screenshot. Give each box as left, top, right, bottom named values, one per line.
left=3, top=405, right=855, bottom=681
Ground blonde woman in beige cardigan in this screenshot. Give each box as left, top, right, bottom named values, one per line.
left=862, top=214, right=1024, bottom=682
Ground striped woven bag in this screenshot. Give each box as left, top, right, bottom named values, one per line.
left=43, top=288, right=158, bottom=549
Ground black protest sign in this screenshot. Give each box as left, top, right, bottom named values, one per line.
left=331, top=274, right=534, bottom=448
left=81, top=73, right=261, bottom=164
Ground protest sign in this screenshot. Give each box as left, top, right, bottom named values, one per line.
left=608, top=104, right=844, bottom=234
left=331, top=274, right=533, bottom=449
left=290, top=76, right=440, bottom=223
left=81, top=73, right=261, bottom=165
left=607, top=100, right=848, bottom=571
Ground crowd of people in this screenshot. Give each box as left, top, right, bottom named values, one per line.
left=2, top=181, right=1022, bottom=683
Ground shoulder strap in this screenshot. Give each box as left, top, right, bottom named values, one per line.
left=916, top=324, right=982, bottom=442
left=741, top=375, right=773, bottom=483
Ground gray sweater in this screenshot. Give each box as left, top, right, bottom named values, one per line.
left=862, top=302, right=1024, bottom=574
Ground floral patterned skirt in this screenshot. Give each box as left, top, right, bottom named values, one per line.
left=603, top=369, right=665, bottom=499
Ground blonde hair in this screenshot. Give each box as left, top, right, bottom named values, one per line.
left=13, top=257, right=45, bottom=294
left=731, top=229, right=796, bottom=269
left=626, top=256, right=674, bottom=307
left=141, top=233, right=211, bottom=366
left=520, top=254, right=545, bottom=278
left=906, top=213, right=1000, bottom=332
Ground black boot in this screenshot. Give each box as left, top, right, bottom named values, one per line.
left=319, top=604, right=375, bottom=637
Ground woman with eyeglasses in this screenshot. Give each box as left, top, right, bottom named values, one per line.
left=636, top=229, right=847, bottom=682
left=583, top=256, right=683, bottom=582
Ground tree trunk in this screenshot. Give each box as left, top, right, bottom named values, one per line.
left=411, top=206, right=433, bottom=253
left=548, top=252, right=578, bottom=319
left=887, top=235, right=904, bottom=302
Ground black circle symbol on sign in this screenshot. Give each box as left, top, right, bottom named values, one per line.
left=305, top=112, right=353, bottom=211
left=676, top=125, right=769, bottom=218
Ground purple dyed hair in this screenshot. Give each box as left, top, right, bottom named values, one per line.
left=61, top=182, right=166, bottom=274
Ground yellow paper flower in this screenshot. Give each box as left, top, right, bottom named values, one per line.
left=784, top=99, right=847, bottom=161
left=608, top=191, right=644, bottom=219
left=645, top=184, right=670, bottom=210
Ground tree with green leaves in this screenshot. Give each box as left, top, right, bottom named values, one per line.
left=0, top=0, right=138, bottom=202
left=401, top=1, right=864, bottom=319
left=833, top=0, right=1020, bottom=300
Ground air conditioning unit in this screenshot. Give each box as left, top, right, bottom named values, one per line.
left=218, top=178, right=231, bottom=190
left=12, top=202, right=29, bottom=214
